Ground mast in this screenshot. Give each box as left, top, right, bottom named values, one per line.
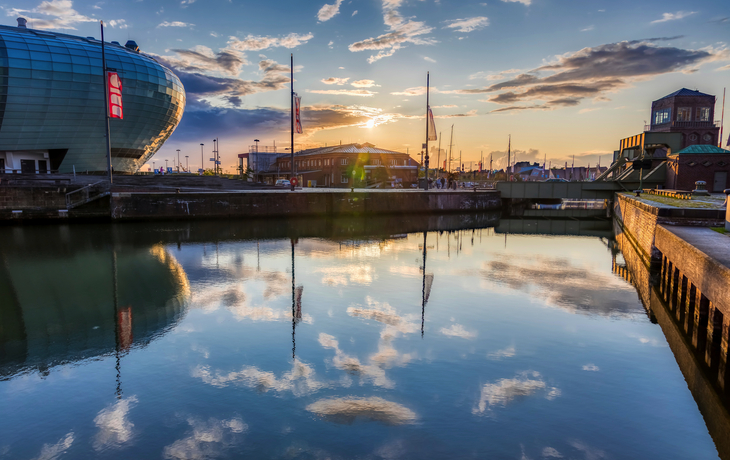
left=448, top=124, right=454, bottom=173
left=290, top=54, right=295, bottom=191
left=507, top=134, right=511, bottom=177
left=424, top=71, right=430, bottom=190
left=436, top=132, right=442, bottom=176
left=489, top=152, right=493, bottom=178
left=100, top=21, right=112, bottom=184
left=720, top=88, right=726, bottom=148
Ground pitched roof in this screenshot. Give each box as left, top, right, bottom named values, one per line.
left=676, top=145, right=730, bottom=155
left=279, top=143, right=407, bottom=158
left=658, top=88, right=714, bottom=99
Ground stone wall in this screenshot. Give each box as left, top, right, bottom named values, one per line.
left=109, top=190, right=502, bottom=221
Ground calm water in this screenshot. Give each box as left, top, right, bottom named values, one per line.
left=0, top=218, right=723, bottom=459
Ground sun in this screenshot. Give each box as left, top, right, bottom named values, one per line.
left=365, top=118, right=375, bottom=129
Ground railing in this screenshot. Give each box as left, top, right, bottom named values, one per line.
left=65, top=181, right=110, bottom=209
left=645, top=120, right=720, bottom=131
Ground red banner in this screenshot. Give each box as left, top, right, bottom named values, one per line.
left=294, top=94, right=302, bottom=134
left=108, top=71, right=123, bottom=119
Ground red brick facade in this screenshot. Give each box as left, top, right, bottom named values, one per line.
left=666, top=151, right=730, bottom=192
left=264, top=143, right=419, bottom=187
left=649, top=89, right=719, bottom=150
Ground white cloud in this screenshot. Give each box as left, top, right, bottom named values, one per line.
left=651, top=11, right=696, bottom=24
left=444, top=16, right=489, bottom=33
left=108, top=19, right=127, bottom=29
left=501, top=0, right=531, bottom=5
left=424, top=56, right=436, bottom=63
left=93, top=397, right=138, bottom=450
left=309, top=89, right=377, bottom=97
left=473, top=371, right=558, bottom=414
left=6, top=0, right=109, bottom=30
left=352, top=10, right=358, bottom=16
left=227, top=32, right=314, bottom=51
left=542, top=447, right=564, bottom=458
left=351, top=79, right=379, bottom=87
left=322, top=77, right=350, bottom=85
left=307, top=397, right=417, bottom=425
left=581, top=25, right=594, bottom=32
left=163, top=417, right=247, bottom=459
left=578, top=108, right=600, bottom=114
left=582, top=364, right=600, bottom=371
left=32, top=432, right=74, bottom=460
left=440, top=323, right=477, bottom=339
left=180, top=0, right=195, bottom=7
left=328, top=40, right=334, bottom=49
left=488, top=345, right=516, bottom=359
left=158, top=21, right=194, bottom=27
left=317, top=0, right=343, bottom=22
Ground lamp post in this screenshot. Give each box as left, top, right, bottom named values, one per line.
left=185, top=155, right=189, bottom=173
left=213, top=138, right=218, bottom=176
left=152, top=161, right=155, bottom=173
left=176, top=149, right=181, bottom=173
left=200, top=143, right=204, bottom=175
left=165, top=159, right=168, bottom=172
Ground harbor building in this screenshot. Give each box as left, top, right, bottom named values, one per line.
left=647, top=88, right=720, bottom=149
left=0, top=19, right=185, bottom=175
left=264, top=143, right=419, bottom=187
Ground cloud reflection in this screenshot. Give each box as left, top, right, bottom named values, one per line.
left=306, top=397, right=417, bottom=425
left=32, top=432, right=74, bottom=460
left=163, top=417, right=247, bottom=460
left=440, top=323, right=477, bottom=339
left=93, top=396, right=138, bottom=450
left=488, top=346, right=516, bottom=360
left=192, top=360, right=327, bottom=396
left=473, top=372, right=559, bottom=414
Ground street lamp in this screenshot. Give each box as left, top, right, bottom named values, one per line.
left=200, top=144, right=204, bottom=175
left=213, top=139, right=218, bottom=176
left=185, top=156, right=189, bottom=173
left=165, top=159, right=168, bottom=172
left=176, top=149, right=181, bottom=173
left=152, top=161, right=155, bottom=173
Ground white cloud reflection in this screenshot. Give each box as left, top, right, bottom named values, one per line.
left=93, top=396, right=138, bottom=450
left=440, top=323, right=477, bottom=339
left=306, top=397, right=417, bottom=425
left=488, top=345, right=516, bottom=360
left=32, top=432, right=74, bottom=460
left=473, top=372, right=559, bottom=414
left=163, top=417, right=247, bottom=459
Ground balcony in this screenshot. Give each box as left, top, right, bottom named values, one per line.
left=645, top=120, right=720, bottom=132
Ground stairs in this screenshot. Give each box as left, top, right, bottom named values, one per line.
left=65, top=181, right=110, bottom=209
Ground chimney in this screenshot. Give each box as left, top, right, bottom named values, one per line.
left=17, top=17, right=27, bottom=28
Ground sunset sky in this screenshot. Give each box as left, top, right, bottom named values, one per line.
left=5, top=0, right=729, bottom=171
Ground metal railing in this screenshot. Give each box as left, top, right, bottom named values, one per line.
left=645, top=120, right=720, bottom=131
left=65, top=180, right=110, bottom=209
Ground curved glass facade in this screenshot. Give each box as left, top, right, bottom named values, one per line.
left=0, top=24, right=185, bottom=173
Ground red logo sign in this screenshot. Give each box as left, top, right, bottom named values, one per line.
left=108, top=71, right=123, bottom=119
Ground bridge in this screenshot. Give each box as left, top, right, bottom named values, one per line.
left=496, top=181, right=656, bottom=200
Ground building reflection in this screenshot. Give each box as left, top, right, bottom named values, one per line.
left=0, top=226, right=190, bottom=380
left=613, top=227, right=730, bottom=460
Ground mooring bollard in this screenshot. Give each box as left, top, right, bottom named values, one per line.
left=724, top=188, right=730, bottom=232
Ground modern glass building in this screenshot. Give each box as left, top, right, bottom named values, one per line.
left=0, top=19, right=185, bottom=174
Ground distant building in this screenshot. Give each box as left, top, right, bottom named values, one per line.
left=666, top=144, right=730, bottom=192
left=647, top=89, right=720, bottom=150
left=264, top=143, right=419, bottom=187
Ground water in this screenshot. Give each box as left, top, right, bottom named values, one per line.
left=0, top=218, right=724, bottom=459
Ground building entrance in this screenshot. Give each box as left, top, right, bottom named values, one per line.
left=713, top=171, right=727, bottom=192
left=20, top=159, right=35, bottom=174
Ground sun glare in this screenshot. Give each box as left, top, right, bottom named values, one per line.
left=365, top=118, right=375, bottom=129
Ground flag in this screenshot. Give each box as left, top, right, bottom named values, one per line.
left=294, top=93, right=303, bottom=134
left=427, top=108, right=437, bottom=141
left=478, top=161, right=482, bottom=172
left=443, top=160, right=446, bottom=170
left=108, top=71, right=123, bottom=119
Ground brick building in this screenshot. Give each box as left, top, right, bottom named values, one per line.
left=264, top=143, right=419, bottom=187
left=648, top=88, right=720, bottom=149
left=665, top=145, right=730, bottom=192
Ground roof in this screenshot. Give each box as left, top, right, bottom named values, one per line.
left=657, top=88, right=714, bottom=100
left=675, top=145, right=730, bottom=155
left=277, top=143, right=407, bottom=158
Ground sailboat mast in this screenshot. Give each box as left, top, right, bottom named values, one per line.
left=507, top=134, right=511, bottom=176
left=424, top=71, right=430, bottom=190
left=448, top=124, right=454, bottom=173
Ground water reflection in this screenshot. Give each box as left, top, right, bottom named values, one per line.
left=306, top=396, right=417, bottom=425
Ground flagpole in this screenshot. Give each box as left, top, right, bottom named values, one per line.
left=720, top=87, right=725, bottom=148
left=100, top=21, right=112, bottom=184
left=290, top=53, right=294, bottom=192
left=424, top=71, right=430, bottom=191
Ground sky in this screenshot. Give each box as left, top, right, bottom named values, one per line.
left=4, top=0, right=730, bottom=171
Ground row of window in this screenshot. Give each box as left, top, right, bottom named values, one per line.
left=280, top=158, right=409, bottom=168
left=653, top=107, right=711, bottom=124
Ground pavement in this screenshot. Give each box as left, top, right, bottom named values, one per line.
left=662, top=225, right=730, bottom=270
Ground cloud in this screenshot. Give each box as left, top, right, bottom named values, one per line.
left=32, top=432, right=74, bottom=460
left=348, top=0, right=435, bottom=63
left=6, top=0, right=111, bottom=30
left=309, top=89, right=377, bottom=97
left=156, top=46, right=246, bottom=76
left=390, top=86, right=432, bottom=96
left=435, top=109, right=478, bottom=118
left=501, top=0, right=531, bottom=5
left=424, top=56, right=437, bottom=63
left=440, top=323, right=477, bottom=338
left=317, top=0, right=343, bottom=21
left=432, top=104, right=458, bottom=108
left=488, top=345, right=516, bottom=360
left=108, top=19, right=127, bottom=29
left=459, top=40, right=724, bottom=112
left=351, top=79, right=379, bottom=87
left=163, top=417, right=247, bottom=460
left=321, top=77, right=350, bottom=85
left=582, top=364, right=600, bottom=371
left=473, top=371, right=558, bottom=414
left=306, top=397, right=417, bottom=425
left=542, top=447, right=564, bottom=458
left=581, top=25, right=594, bottom=32
left=180, top=0, right=195, bottom=6
left=158, top=21, right=194, bottom=27
left=352, top=9, right=358, bottom=16
left=444, top=16, right=489, bottom=33
left=651, top=11, right=695, bottom=24
left=93, top=396, right=138, bottom=450
left=227, top=32, right=314, bottom=51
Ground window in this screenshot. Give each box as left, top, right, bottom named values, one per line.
left=341, top=173, right=349, bottom=183
left=371, top=159, right=380, bottom=165
left=38, top=160, right=48, bottom=174
left=391, top=160, right=397, bottom=165
left=697, top=107, right=710, bottom=122
left=0, top=158, right=4, bottom=172
left=677, top=107, right=691, bottom=122
left=404, top=160, right=408, bottom=166
left=653, top=108, right=671, bottom=125
left=341, top=158, right=348, bottom=165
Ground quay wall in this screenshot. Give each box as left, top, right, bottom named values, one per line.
left=109, top=190, right=502, bottom=221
